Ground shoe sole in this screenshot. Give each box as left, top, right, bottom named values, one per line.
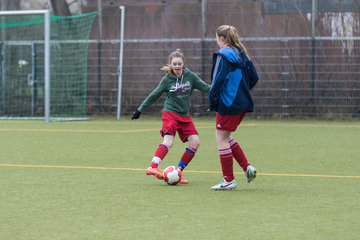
left=211, top=186, right=236, bottom=191
left=247, top=170, right=257, bottom=183
left=179, top=181, right=189, bottom=184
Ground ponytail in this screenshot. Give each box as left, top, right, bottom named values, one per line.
left=216, top=25, right=249, bottom=58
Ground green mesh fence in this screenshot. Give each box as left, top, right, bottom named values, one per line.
left=0, top=11, right=96, bottom=120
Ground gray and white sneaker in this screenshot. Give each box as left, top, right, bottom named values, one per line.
left=211, top=179, right=237, bottom=191
left=246, top=165, right=257, bottom=183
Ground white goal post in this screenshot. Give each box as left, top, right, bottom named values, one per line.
left=117, top=6, right=125, bottom=120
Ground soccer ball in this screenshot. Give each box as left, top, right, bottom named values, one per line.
left=163, top=166, right=182, bottom=185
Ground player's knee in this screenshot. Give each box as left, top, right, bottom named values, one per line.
left=189, top=139, right=200, bottom=150
left=216, top=130, right=230, bottom=142
left=162, top=140, right=173, bottom=149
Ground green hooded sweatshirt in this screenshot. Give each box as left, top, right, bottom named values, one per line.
left=138, top=67, right=210, bottom=116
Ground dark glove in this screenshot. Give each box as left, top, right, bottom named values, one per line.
left=132, top=110, right=141, bottom=120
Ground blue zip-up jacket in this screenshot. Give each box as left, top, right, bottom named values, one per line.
left=209, top=46, right=258, bottom=115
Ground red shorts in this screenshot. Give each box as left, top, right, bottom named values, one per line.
left=216, top=111, right=247, bottom=132
left=161, top=111, right=198, bottom=142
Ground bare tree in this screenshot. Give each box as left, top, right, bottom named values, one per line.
left=0, top=0, right=21, bottom=11
left=50, top=0, right=71, bottom=16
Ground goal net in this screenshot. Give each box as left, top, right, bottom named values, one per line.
left=0, top=10, right=96, bottom=121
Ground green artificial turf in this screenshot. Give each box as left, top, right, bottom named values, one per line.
left=0, top=118, right=359, bottom=240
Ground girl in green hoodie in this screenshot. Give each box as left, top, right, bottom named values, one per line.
left=132, top=49, right=210, bottom=184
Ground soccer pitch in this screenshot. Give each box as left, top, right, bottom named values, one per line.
left=0, top=118, right=359, bottom=240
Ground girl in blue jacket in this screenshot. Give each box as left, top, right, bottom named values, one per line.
left=209, top=25, right=258, bottom=190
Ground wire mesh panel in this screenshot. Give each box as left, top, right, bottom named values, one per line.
left=250, top=38, right=360, bottom=117
left=1, top=44, right=35, bottom=116
left=90, top=39, right=360, bottom=118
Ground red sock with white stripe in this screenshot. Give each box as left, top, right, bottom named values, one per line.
left=219, top=148, right=234, bottom=182
left=150, top=144, right=169, bottom=168
left=229, top=138, right=250, bottom=172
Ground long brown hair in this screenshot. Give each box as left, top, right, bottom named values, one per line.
left=161, top=48, right=184, bottom=74
left=216, top=25, right=249, bottom=58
